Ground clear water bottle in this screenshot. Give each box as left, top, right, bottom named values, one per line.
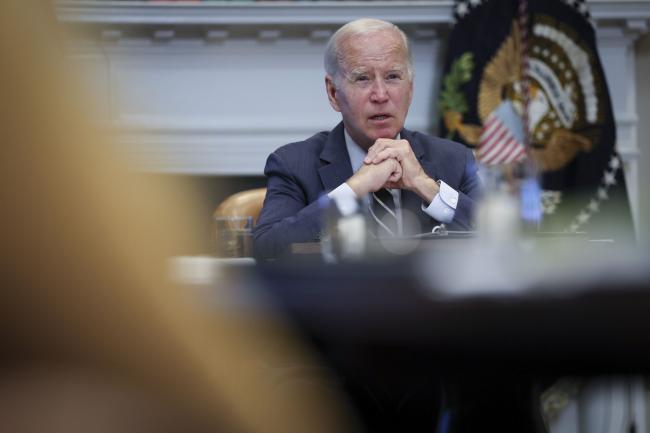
left=319, top=194, right=366, bottom=263
left=476, top=165, right=520, bottom=245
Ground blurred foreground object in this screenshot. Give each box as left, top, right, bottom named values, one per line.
left=0, top=2, right=356, bottom=433
left=320, top=194, right=367, bottom=263
left=247, top=236, right=650, bottom=433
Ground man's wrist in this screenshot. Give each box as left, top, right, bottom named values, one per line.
left=421, top=180, right=459, bottom=223
left=412, top=175, right=439, bottom=203
left=345, top=175, right=364, bottom=198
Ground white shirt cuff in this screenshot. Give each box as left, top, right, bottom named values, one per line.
left=421, top=180, right=458, bottom=223
left=328, top=182, right=357, bottom=201
left=327, top=183, right=360, bottom=216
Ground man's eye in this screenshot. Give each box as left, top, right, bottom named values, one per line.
left=387, top=73, right=401, bottom=80
left=356, top=76, right=369, bottom=82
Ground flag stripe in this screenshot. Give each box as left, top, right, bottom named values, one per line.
left=480, top=115, right=500, bottom=140
left=479, top=117, right=503, bottom=148
left=478, top=125, right=508, bottom=158
left=483, top=139, right=513, bottom=164
left=483, top=136, right=517, bottom=164
left=495, top=138, right=523, bottom=164
left=479, top=127, right=510, bottom=161
left=505, top=145, right=526, bottom=164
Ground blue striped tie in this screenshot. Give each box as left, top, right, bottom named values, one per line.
left=369, top=188, right=399, bottom=236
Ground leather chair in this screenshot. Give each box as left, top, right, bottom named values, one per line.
left=213, top=188, right=267, bottom=226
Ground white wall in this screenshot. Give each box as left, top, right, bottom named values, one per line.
left=64, top=26, right=442, bottom=176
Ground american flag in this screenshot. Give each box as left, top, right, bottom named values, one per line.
left=477, top=101, right=526, bottom=165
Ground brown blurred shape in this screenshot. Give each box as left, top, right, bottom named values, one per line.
left=0, top=2, right=357, bottom=432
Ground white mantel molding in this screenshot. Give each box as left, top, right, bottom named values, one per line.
left=57, top=0, right=650, bottom=27
left=56, top=1, right=455, bottom=26
left=57, top=0, right=453, bottom=26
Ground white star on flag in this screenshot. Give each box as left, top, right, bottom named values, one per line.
left=597, top=187, right=609, bottom=200
left=456, top=2, right=469, bottom=17
left=469, top=0, right=482, bottom=6
left=609, top=155, right=621, bottom=170
left=603, top=171, right=617, bottom=186
left=577, top=211, right=591, bottom=224
left=569, top=223, right=580, bottom=233
left=588, top=200, right=600, bottom=213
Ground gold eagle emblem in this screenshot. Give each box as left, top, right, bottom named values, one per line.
left=442, top=16, right=606, bottom=172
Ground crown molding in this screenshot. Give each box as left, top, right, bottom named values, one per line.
left=56, top=1, right=455, bottom=26
left=56, top=1, right=650, bottom=27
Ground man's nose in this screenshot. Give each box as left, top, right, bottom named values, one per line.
left=370, top=79, right=389, bottom=103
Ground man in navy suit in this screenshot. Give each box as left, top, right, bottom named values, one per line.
left=254, top=18, right=481, bottom=259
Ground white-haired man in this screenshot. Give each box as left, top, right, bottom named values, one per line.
left=254, top=18, right=481, bottom=259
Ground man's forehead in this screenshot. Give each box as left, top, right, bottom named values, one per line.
left=347, top=64, right=408, bottom=75
left=342, top=30, right=405, bottom=53
left=339, top=32, right=408, bottom=67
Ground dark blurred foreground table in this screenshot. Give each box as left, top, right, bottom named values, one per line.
left=213, top=241, right=650, bottom=433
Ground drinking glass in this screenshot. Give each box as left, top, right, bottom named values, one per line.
left=212, top=216, right=253, bottom=258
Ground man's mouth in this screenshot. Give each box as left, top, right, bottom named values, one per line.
left=370, top=114, right=391, bottom=121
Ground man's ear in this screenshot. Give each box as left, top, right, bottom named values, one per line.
left=325, top=75, right=341, bottom=112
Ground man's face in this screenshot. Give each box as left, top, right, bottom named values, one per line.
left=326, top=29, right=413, bottom=150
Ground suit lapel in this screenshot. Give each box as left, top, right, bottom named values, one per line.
left=318, top=122, right=354, bottom=191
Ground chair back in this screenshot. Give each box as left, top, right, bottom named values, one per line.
left=213, top=188, right=266, bottom=225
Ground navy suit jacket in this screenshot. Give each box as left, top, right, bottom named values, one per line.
left=254, top=122, right=481, bottom=259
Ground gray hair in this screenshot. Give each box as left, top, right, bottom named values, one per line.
left=324, top=18, right=413, bottom=85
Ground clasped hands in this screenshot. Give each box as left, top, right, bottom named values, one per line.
left=347, top=138, right=439, bottom=203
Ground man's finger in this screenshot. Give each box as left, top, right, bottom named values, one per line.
left=364, top=146, right=380, bottom=164
left=388, top=159, right=402, bottom=182
left=372, top=148, right=401, bottom=164
left=365, top=138, right=411, bottom=163
left=365, top=139, right=391, bottom=163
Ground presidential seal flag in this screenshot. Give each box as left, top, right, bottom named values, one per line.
left=439, top=0, right=634, bottom=240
